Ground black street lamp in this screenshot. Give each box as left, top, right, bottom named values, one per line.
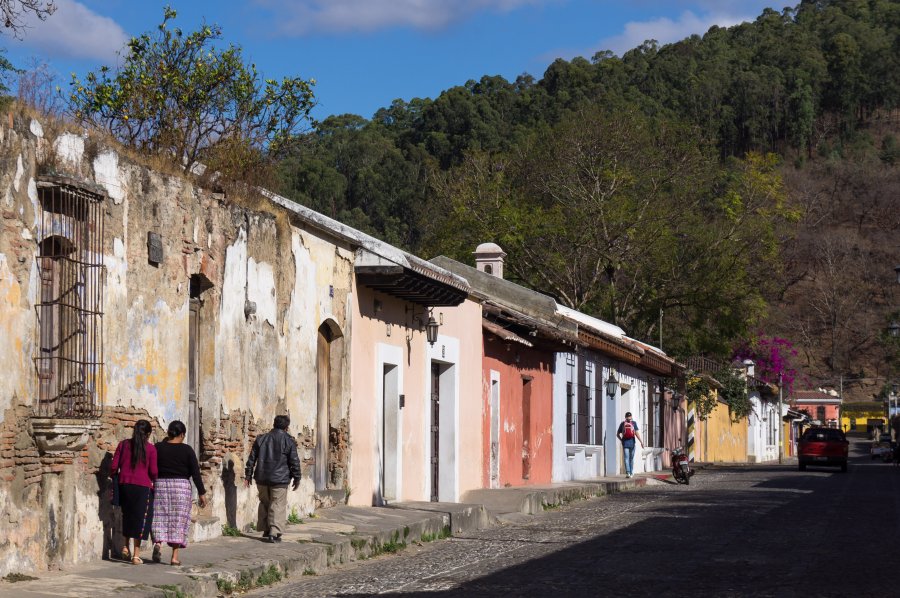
left=425, top=316, right=440, bottom=346
left=605, top=370, right=619, bottom=400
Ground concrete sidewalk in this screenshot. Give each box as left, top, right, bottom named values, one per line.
left=0, top=475, right=654, bottom=598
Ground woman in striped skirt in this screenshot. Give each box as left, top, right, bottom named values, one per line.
left=151, top=420, right=207, bottom=566
left=111, top=419, right=158, bottom=564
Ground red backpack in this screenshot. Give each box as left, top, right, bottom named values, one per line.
left=622, top=421, right=635, bottom=440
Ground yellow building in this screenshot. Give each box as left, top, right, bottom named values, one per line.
left=693, top=396, right=749, bottom=463
left=840, top=402, right=886, bottom=437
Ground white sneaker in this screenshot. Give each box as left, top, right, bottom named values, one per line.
left=626, top=473, right=632, bottom=478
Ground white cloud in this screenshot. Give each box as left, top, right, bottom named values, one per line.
left=599, top=10, right=749, bottom=56
left=538, top=2, right=791, bottom=66
left=257, top=0, right=545, bottom=35
left=15, top=0, right=128, bottom=62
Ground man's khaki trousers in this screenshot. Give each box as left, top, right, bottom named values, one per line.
left=256, top=484, right=288, bottom=536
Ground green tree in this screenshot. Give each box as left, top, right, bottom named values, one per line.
left=277, top=114, right=436, bottom=248
left=68, top=7, right=315, bottom=178
left=429, top=109, right=797, bottom=358
left=0, top=48, right=18, bottom=98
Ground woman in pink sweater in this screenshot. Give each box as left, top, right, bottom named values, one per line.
left=111, top=419, right=158, bottom=564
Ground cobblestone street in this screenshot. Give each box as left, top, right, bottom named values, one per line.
left=251, top=436, right=897, bottom=597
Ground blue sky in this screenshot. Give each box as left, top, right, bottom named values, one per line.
left=3, top=0, right=793, bottom=121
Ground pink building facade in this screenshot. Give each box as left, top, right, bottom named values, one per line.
left=792, top=390, right=841, bottom=428
left=349, top=246, right=483, bottom=505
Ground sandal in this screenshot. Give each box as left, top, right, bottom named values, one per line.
left=131, top=557, right=143, bottom=565
left=120, top=547, right=131, bottom=561
left=152, top=544, right=161, bottom=563
left=170, top=560, right=181, bottom=566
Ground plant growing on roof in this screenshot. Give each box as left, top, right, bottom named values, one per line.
left=716, top=366, right=752, bottom=422
left=686, top=370, right=717, bottom=420
left=67, top=6, right=315, bottom=180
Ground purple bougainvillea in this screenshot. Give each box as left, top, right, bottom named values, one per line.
left=733, top=335, right=800, bottom=397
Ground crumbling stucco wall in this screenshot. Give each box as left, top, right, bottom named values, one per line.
left=0, top=112, right=353, bottom=575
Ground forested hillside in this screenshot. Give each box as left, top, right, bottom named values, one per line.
left=275, top=0, right=900, bottom=398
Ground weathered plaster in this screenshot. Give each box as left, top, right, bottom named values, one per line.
left=247, top=257, right=277, bottom=327
left=53, top=133, right=85, bottom=167
left=105, top=295, right=189, bottom=418
left=26, top=178, right=38, bottom=229
left=29, top=119, right=43, bottom=139
left=0, top=116, right=357, bottom=574
left=92, top=151, right=124, bottom=204
left=0, top=255, right=33, bottom=416
left=13, top=155, right=22, bottom=192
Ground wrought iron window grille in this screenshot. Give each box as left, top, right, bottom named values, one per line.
left=33, top=178, right=106, bottom=420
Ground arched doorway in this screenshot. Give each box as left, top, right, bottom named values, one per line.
left=316, top=320, right=344, bottom=491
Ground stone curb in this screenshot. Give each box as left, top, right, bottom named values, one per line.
left=462, top=477, right=648, bottom=520
left=156, top=510, right=452, bottom=597
left=0, top=480, right=649, bottom=598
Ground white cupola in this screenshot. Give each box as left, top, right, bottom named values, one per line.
left=473, top=242, right=506, bottom=279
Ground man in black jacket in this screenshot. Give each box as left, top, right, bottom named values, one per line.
left=244, top=415, right=301, bottom=543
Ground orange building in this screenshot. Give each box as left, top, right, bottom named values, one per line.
left=792, top=389, right=842, bottom=428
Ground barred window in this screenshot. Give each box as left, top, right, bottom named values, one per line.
left=34, top=178, right=105, bottom=419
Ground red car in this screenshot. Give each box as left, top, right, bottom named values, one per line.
left=798, top=427, right=849, bottom=472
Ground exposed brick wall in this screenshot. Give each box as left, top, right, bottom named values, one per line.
left=0, top=405, right=167, bottom=503
left=329, top=418, right=350, bottom=488
left=0, top=406, right=40, bottom=486
left=200, top=408, right=259, bottom=473
left=87, top=406, right=162, bottom=472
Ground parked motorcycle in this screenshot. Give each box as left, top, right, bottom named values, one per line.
left=671, top=447, right=694, bottom=484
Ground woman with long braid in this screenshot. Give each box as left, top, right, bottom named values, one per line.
left=111, top=419, right=158, bottom=564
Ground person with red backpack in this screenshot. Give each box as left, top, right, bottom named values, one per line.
left=616, top=412, right=644, bottom=478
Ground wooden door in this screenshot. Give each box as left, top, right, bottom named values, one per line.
left=316, top=325, right=332, bottom=491
left=431, top=363, right=440, bottom=502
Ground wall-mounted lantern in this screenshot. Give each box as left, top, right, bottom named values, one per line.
left=605, top=370, right=619, bottom=400
left=743, top=358, right=756, bottom=377
left=425, top=315, right=440, bottom=346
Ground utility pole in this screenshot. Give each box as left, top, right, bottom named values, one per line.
left=778, top=372, right=784, bottom=464
left=659, top=307, right=663, bottom=351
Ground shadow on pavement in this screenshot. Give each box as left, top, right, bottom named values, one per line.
left=334, top=458, right=899, bottom=597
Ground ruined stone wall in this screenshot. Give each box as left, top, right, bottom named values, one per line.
left=0, top=112, right=354, bottom=575
left=0, top=402, right=162, bottom=573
